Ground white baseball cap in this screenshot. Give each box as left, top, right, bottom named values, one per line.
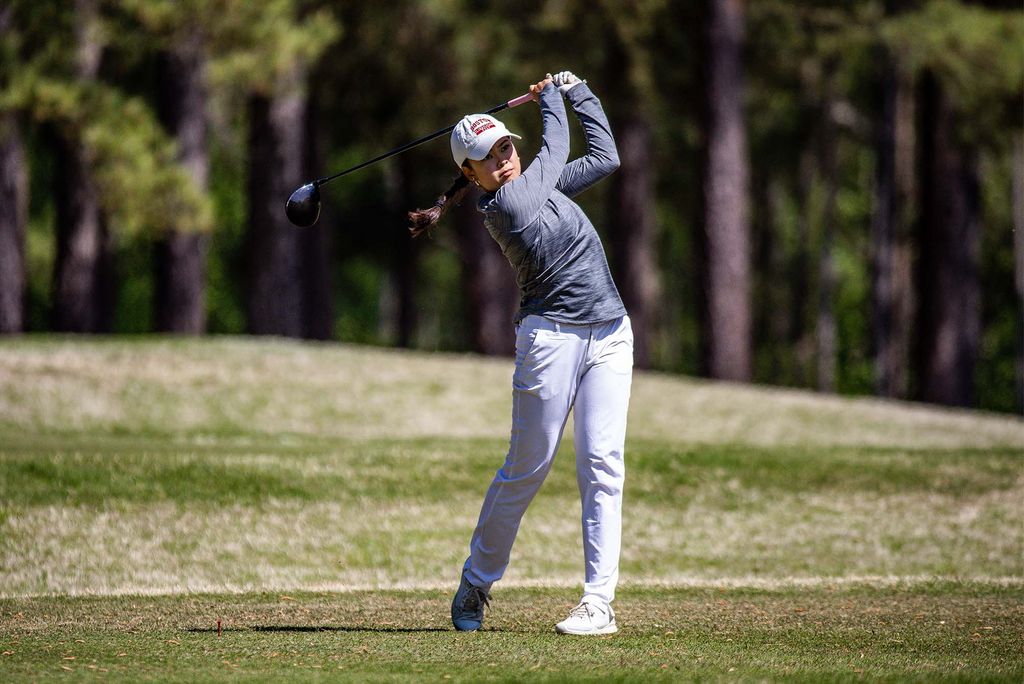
left=450, top=114, right=521, bottom=167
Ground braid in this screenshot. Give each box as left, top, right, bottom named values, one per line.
left=409, top=173, right=473, bottom=238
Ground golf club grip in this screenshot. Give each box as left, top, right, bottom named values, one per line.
left=315, top=92, right=532, bottom=187
left=504, top=93, right=534, bottom=109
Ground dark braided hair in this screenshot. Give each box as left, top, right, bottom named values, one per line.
left=408, top=172, right=473, bottom=238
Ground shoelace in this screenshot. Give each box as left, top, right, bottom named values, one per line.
left=462, top=585, right=490, bottom=613
left=567, top=601, right=600, bottom=620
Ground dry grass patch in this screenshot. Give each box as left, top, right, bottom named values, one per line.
left=3, top=474, right=1019, bottom=597
left=1, top=336, right=1021, bottom=448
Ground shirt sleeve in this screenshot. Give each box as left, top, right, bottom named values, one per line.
left=488, top=84, right=570, bottom=230
left=555, top=84, right=620, bottom=198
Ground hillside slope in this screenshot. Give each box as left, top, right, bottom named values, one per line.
left=1, top=336, right=1020, bottom=448
left=0, top=337, right=1020, bottom=598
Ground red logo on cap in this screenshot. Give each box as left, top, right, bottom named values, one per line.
left=470, top=118, right=496, bottom=136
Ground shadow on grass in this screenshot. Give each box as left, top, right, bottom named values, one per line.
left=184, top=625, right=449, bottom=634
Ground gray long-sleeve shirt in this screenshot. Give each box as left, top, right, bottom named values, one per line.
left=478, top=83, right=627, bottom=325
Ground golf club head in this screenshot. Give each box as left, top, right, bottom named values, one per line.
left=285, top=182, right=321, bottom=227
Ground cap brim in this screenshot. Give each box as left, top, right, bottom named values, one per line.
left=465, top=130, right=522, bottom=162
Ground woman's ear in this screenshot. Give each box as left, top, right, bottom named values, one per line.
left=461, top=165, right=476, bottom=184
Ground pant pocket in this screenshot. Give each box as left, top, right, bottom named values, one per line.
left=601, top=318, right=634, bottom=375
left=513, top=328, right=566, bottom=400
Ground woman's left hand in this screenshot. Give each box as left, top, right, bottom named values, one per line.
left=528, top=76, right=554, bottom=102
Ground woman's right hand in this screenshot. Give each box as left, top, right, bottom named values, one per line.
left=529, top=76, right=554, bottom=102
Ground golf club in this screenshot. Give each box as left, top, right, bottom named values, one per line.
left=285, top=92, right=534, bottom=227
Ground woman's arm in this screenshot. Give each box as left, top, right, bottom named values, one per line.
left=556, top=84, right=620, bottom=198
left=490, top=83, right=570, bottom=229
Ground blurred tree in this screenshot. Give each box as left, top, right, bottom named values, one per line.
left=311, top=2, right=421, bottom=347
left=745, top=1, right=878, bottom=393
left=746, top=1, right=821, bottom=388
left=883, top=0, right=1023, bottom=406
left=134, top=6, right=212, bottom=334
left=202, top=0, right=338, bottom=337
left=0, top=6, right=27, bottom=333
left=702, top=0, right=752, bottom=381
left=50, top=0, right=115, bottom=332
left=385, top=154, right=421, bottom=348
left=601, top=0, right=664, bottom=370
left=608, top=102, right=659, bottom=369
left=0, top=111, right=27, bottom=333
left=299, top=5, right=399, bottom=345
left=871, top=0, right=916, bottom=400
left=645, top=1, right=705, bottom=376
left=245, top=65, right=307, bottom=336
left=1014, top=134, right=1024, bottom=413
left=6, top=0, right=214, bottom=333
left=916, top=69, right=981, bottom=406
left=814, top=59, right=841, bottom=393
left=453, top=186, right=518, bottom=355
left=300, top=85, right=334, bottom=341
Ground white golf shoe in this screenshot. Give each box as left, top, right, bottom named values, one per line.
left=554, top=600, right=618, bottom=635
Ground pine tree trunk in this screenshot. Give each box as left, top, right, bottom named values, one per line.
left=609, top=113, right=659, bottom=369
left=871, top=46, right=916, bottom=399
left=52, top=0, right=114, bottom=333
left=0, top=111, right=27, bottom=333
left=752, top=175, right=789, bottom=383
left=816, top=71, right=840, bottom=393
left=155, top=28, right=208, bottom=334
left=792, top=146, right=815, bottom=386
left=703, top=0, right=752, bottom=381
left=692, top=194, right=711, bottom=378
left=915, top=72, right=980, bottom=407
left=245, top=66, right=307, bottom=337
left=300, top=87, right=334, bottom=341
left=52, top=130, right=114, bottom=332
left=815, top=158, right=839, bottom=393
left=454, top=187, right=518, bottom=355
left=1012, top=132, right=1024, bottom=414
left=154, top=233, right=207, bottom=333
left=299, top=217, right=333, bottom=340
left=394, top=155, right=420, bottom=349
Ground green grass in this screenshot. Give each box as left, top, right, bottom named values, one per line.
left=0, top=336, right=1022, bottom=681
left=2, top=585, right=1021, bottom=682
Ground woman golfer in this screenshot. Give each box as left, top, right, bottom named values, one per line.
left=410, top=71, right=632, bottom=635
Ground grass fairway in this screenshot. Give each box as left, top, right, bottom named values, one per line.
left=1, top=336, right=1022, bottom=681
left=3, top=584, right=1020, bottom=682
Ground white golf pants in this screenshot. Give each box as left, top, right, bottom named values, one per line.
left=463, top=314, right=633, bottom=605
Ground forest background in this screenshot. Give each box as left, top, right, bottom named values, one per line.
left=1, top=0, right=1022, bottom=414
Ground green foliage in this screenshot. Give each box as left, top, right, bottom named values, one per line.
left=5, top=1, right=214, bottom=239
left=204, top=138, right=247, bottom=334
left=882, top=0, right=1024, bottom=145
left=116, top=0, right=212, bottom=36
left=116, top=0, right=342, bottom=85
left=17, top=77, right=212, bottom=237
left=204, top=0, right=341, bottom=98
left=85, top=90, right=212, bottom=237
left=977, top=149, right=1022, bottom=412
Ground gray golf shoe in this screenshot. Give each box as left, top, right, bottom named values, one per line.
left=451, top=571, right=490, bottom=631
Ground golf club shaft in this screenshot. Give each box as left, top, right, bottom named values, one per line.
left=313, top=92, right=534, bottom=187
